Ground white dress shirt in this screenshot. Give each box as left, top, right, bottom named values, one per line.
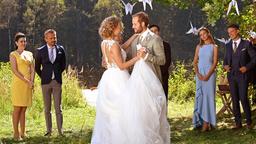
left=232, top=38, right=241, bottom=51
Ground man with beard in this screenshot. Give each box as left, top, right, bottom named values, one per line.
left=128, top=11, right=166, bottom=82
left=35, top=29, right=66, bottom=136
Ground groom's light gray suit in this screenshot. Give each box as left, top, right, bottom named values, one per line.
left=128, top=30, right=166, bottom=81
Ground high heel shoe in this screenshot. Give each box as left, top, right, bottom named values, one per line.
left=201, top=123, right=209, bottom=132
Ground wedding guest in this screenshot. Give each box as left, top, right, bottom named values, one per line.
left=224, top=24, right=256, bottom=129
left=193, top=27, right=218, bottom=131
left=249, top=36, right=256, bottom=104
left=149, top=24, right=171, bottom=100
left=35, top=29, right=66, bottom=136
left=9, top=32, right=35, bottom=140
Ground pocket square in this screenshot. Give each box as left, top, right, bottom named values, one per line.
left=58, top=51, right=62, bottom=54
left=241, top=48, right=246, bottom=51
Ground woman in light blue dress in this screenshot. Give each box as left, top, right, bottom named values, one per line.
left=193, top=27, right=218, bottom=131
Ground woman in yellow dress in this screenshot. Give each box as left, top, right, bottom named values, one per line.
left=9, top=32, right=35, bottom=140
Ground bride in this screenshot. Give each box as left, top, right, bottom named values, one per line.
left=91, top=16, right=170, bottom=144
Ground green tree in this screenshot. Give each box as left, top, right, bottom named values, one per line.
left=0, top=0, right=18, bottom=53
left=156, top=0, right=256, bottom=35
left=23, top=0, right=65, bottom=49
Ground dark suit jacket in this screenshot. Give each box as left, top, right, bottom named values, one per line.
left=251, top=44, right=256, bottom=84
left=35, top=44, right=66, bottom=85
left=160, top=41, right=171, bottom=75
left=224, top=39, right=256, bottom=82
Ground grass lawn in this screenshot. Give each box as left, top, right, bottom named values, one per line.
left=0, top=105, right=96, bottom=144
left=1, top=99, right=256, bottom=144
left=169, top=100, right=256, bottom=144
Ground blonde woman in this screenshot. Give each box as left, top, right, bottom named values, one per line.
left=91, top=15, right=170, bottom=144
left=193, top=28, right=218, bottom=131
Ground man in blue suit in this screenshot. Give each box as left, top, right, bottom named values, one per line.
left=224, top=24, right=256, bottom=129
left=249, top=36, right=256, bottom=104
left=35, top=29, right=66, bottom=136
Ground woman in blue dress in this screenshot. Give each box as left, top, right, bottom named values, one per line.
left=193, top=27, right=218, bottom=131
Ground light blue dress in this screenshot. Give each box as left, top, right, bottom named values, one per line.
left=193, top=44, right=216, bottom=128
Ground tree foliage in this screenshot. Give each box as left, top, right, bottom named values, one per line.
left=156, top=0, right=256, bottom=36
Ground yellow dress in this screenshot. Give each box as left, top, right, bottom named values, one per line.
left=10, top=50, right=33, bottom=107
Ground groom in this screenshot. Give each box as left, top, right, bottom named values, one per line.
left=128, top=11, right=166, bottom=82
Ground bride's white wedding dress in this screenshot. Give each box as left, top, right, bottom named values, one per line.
left=91, top=40, right=170, bottom=144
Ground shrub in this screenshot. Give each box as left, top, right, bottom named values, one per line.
left=169, top=61, right=231, bottom=104
left=168, top=61, right=196, bottom=103
left=0, top=62, right=85, bottom=117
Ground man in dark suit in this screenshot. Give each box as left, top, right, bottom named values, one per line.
left=224, top=24, right=256, bottom=129
left=149, top=24, right=171, bottom=100
left=35, top=29, right=66, bottom=136
left=249, top=36, right=256, bottom=104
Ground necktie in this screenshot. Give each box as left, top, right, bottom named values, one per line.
left=233, top=42, right=237, bottom=53
left=49, top=48, right=55, bottom=79
left=50, top=48, right=54, bottom=63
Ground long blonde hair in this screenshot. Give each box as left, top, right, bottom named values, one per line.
left=198, top=27, right=215, bottom=46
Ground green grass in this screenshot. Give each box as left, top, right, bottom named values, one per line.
left=169, top=100, right=256, bottom=144
left=2, top=98, right=256, bottom=144
left=0, top=105, right=95, bottom=144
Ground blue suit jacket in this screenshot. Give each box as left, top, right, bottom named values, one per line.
left=35, top=44, right=66, bottom=85
left=224, top=39, right=256, bottom=82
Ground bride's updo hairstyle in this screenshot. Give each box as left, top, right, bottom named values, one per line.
left=99, top=16, right=122, bottom=39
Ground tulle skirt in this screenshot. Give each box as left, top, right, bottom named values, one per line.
left=91, top=60, right=170, bottom=144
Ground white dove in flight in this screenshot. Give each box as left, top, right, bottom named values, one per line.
left=248, top=30, right=256, bottom=39
left=138, top=0, right=153, bottom=11
left=215, top=37, right=231, bottom=44
left=186, top=21, right=202, bottom=35
left=121, top=0, right=137, bottom=15
left=226, top=0, right=240, bottom=16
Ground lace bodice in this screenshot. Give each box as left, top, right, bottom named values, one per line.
left=102, top=39, right=127, bottom=69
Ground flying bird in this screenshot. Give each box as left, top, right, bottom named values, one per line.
left=186, top=21, right=202, bottom=35
left=226, top=0, right=240, bottom=16
left=121, top=0, right=137, bottom=15
left=215, top=37, right=231, bottom=44
left=138, top=0, right=153, bottom=11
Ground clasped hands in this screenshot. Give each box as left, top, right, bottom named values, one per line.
left=136, top=44, right=147, bottom=58
left=196, top=73, right=210, bottom=81
left=25, top=78, right=34, bottom=89
left=137, top=47, right=147, bottom=58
